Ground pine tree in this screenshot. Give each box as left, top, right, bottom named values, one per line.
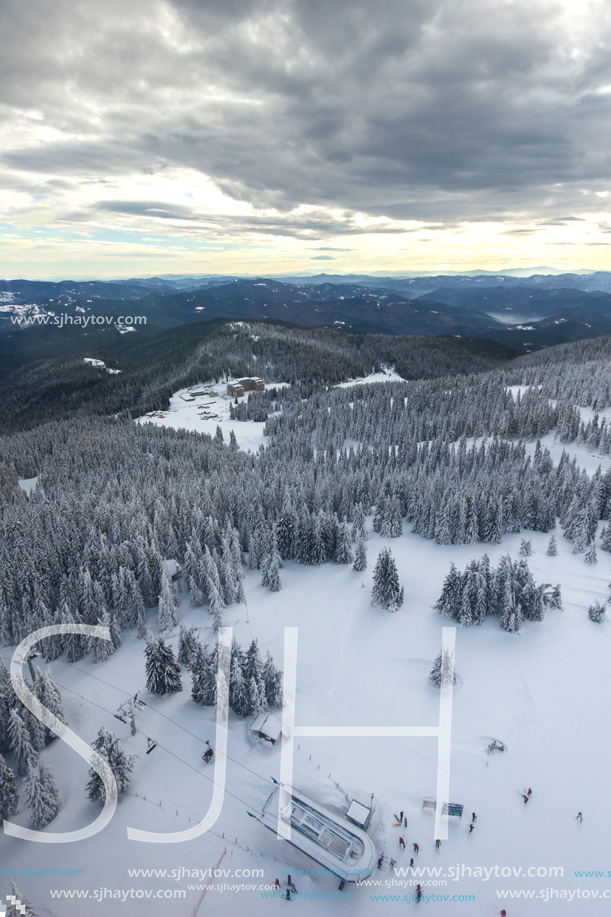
left=588, top=600, right=606, bottom=623
left=0, top=753, right=18, bottom=823
left=584, top=541, right=598, bottom=564
left=352, top=532, right=367, bottom=571
left=549, top=584, right=563, bottom=609
left=110, top=615, right=123, bottom=649
left=546, top=535, right=558, bottom=556
left=191, top=644, right=217, bottom=706
left=371, top=548, right=404, bottom=612
left=501, top=602, right=522, bottom=634
left=262, top=651, right=283, bottom=708
left=434, top=563, right=463, bottom=619
left=229, top=654, right=249, bottom=716
left=8, top=710, right=36, bottom=777
left=209, top=578, right=224, bottom=633
left=33, top=670, right=66, bottom=744
left=0, top=656, right=14, bottom=752
left=90, top=611, right=115, bottom=664
left=334, top=523, right=354, bottom=564
left=158, top=569, right=179, bottom=633
left=177, top=623, right=199, bottom=669
left=601, top=525, right=611, bottom=553
left=429, top=649, right=457, bottom=688
left=86, top=726, right=135, bottom=804
left=519, top=539, right=532, bottom=557
left=26, top=761, right=61, bottom=828
left=247, top=676, right=267, bottom=717
left=145, top=636, right=183, bottom=695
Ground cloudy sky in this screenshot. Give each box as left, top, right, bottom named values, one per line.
left=2, top=0, right=611, bottom=278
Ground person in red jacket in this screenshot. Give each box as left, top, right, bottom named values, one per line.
left=413, top=842, right=419, bottom=854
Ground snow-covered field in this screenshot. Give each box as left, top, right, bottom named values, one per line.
left=3, top=515, right=611, bottom=916
left=335, top=366, right=405, bottom=388
left=137, top=387, right=269, bottom=452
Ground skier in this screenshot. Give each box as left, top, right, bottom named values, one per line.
left=399, top=810, right=404, bottom=821
left=522, top=795, right=529, bottom=804
left=471, top=811, right=477, bottom=822
left=399, top=836, right=406, bottom=850
left=500, top=910, right=507, bottom=917
left=415, top=883, right=423, bottom=902
left=468, top=823, right=475, bottom=833
left=389, top=858, right=396, bottom=869
left=413, top=842, right=419, bottom=854
left=576, top=812, right=583, bottom=822
left=377, top=855, right=384, bottom=869
left=404, top=816, right=408, bottom=827
left=409, top=858, right=414, bottom=868
left=435, top=838, right=441, bottom=852
left=284, top=888, right=291, bottom=901
left=527, top=788, right=532, bottom=796
left=274, top=879, right=280, bottom=890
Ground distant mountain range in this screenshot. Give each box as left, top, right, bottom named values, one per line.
left=3, top=271, right=611, bottom=374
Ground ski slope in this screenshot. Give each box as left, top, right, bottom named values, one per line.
left=2, top=517, right=611, bottom=916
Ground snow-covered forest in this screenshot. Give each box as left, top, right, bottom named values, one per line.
left=2, top=324, right=611, bottom=915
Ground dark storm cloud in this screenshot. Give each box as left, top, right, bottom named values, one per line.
left=2, top=0, right=611, bottom=231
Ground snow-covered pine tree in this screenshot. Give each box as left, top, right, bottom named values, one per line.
left=79, top=569, right=107, bottom=625
left=351, top=503, right=367, bottom=543
left=8, top=710, right=37, bottom=776
left=247, top=676, right=267, bottom=717
left=191, top=644, right=217, bottom=706
left=33, top=670, right=66, bottom=744
left=0, top=657, right=14, bottom=752
left=158, top=568, right=179, bottom=633
left=90, top=611, right=115, bottom=664
left=177, top=623, right=199, bottom=669
left=25, top=761, right=61, bottom=828
left=110, top=615, right=123, bottom=649
left=136, top=605, right=148, bottom=639
left=86, top=726, right=135, bottom=804
left=0, top=753, right=18, bottom=823
left=601, top=525, right=611, bottom=553
left=61, top=606, right=88, bottom=663
left=549, top=584, right=563, bottom=609
left=429, top=648, right=457, bottom=688
left=588, top=600, right=606, bottom=623
left=145, top=636, right=182, bottom=695
left=208, top=578, right=224, bottom=633
left=546, top=535, right=558, bottom=556
left=519, top=539, right=532, bottom=556
left=262, top=651, right=283, bottom=708
left=229, top=654, right=249, bottom=715
left=352, top=532, right=367, bottom=571
left=500, top=601, right=522, bottom=634
left=371, top=547, right=404, bottom=612
left=334, top=523, right=353, bottom=564
left=584, top=541, right=598, bottom=564
left=434, top=563, right=463, bottom=619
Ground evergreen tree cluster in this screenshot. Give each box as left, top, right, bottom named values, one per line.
left=0, top=658, right=66, bottom=828
left=191, top=637, right=283, bottom=718
left=2, top=328, right=611, bottom=652
left=86, top=726, right=135, bottom=805
left=435, top=555, right=562, bottom=634
left=429, top=648, right=458, bottom=688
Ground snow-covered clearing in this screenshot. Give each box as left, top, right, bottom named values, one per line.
left=137, top=385, right=285, bottom=452
left=83, top=358, right=121, bottom=375
left=17, top=476, right=39, bottom=496
left=3, top=521, right=610, bottom=916
left=335, top=366, right=404, bottom=388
